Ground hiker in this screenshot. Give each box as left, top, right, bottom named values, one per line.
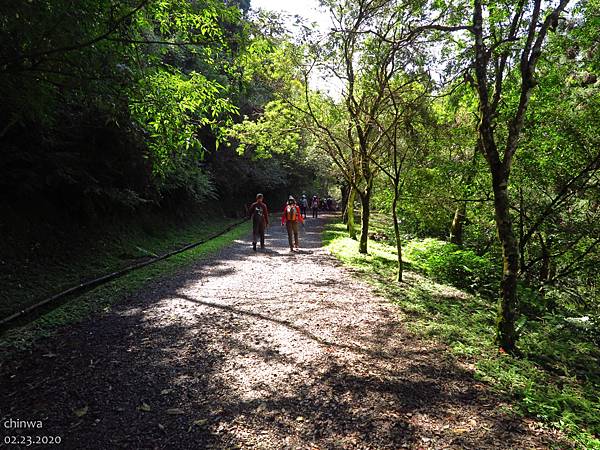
left=299, top=194, right=308, bottom=219
left=281, top=196, right=304, bottom=251
left=326, top=197, right=333, bottom=211
left=311, top=195, right=319, bottom=218
left=248, top=193, right=269, bottom=251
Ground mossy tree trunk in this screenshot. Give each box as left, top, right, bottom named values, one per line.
left=449, top=202, right=466, bottom=246
left=341, top=184, right=349, bottom=223
left=346, top=186, right=357, bottom=240
left=491, top=165, right=520, bottom=353
left=392, top=190, right=403, bottom=282
left=358, top=188, right=371, bottom=254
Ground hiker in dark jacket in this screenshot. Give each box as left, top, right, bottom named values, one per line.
left=299, top=194, right=308, bottom=219
left=248, top=193, right=269, bottom=251
left=311, top=195, right=319, bottom=218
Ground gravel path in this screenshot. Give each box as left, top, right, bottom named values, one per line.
left=1, top=214, right=565, bottom=449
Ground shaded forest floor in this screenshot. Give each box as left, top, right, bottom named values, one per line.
left=0, top=208, right=242, bottom=320
left=0, top=214, right=569, bottom=449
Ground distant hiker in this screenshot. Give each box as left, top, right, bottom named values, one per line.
left=299, top=194, right=308, bottom=219
left=281, top=196, right=304, bottom=251
left=326, top=197, right=333, bottom=211
left=248, top=193, right=269, bottom=251
left=311, top=195, right=319, bottom=218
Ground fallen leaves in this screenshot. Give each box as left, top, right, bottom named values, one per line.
left=188, top=418, right=209, bottom=432
left=256, top=403, right=267, bottom=413
left=73, top=406, right=88, bottom=417
left=2, top=221, right=569, bottom=449
left=138, top=402, right=152, bottom=412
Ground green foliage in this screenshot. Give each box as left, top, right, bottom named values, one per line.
left=229, top=99, right=304, bottom=157
left=0, top=0, right=257, bottom=219
left=405, top=238, right=499, bottom=297
left=130, top=68, right=238, bottom=176
left=157, top=163, right=217, bottom=204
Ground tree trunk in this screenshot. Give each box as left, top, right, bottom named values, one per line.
left=449, top=202, right=466, bottom=246
left=392, top=191, right=403, bottom=282
left=347, top=186, right=357, bottom=240
left=450, top=145, right=478, bottom=246
left=538, top=233, right=557, bottom=310
left=539, top=233, right=550, bottom=286
left=492, top=173, right=520, bottom=353
left=358, top=189, right=370, bottom=254
left=341, top=184, right=349, bottom=223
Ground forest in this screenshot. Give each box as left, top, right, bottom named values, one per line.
left=0, top=0, right=599, bottom=447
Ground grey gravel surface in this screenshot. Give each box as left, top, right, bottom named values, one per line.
left=0, top=214, right=567, bottom=449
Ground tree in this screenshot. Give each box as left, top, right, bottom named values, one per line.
left=449, top=0, right=572, bottom=352
left=368, top=80, right=433, bottom=281
left=0, top=0, right=248, bottom=209
left=510, top=9, right=600, bottom=312
left=296, top=0, right=429, bottom=253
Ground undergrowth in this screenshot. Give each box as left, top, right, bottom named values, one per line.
left=1, top=212, right=242, bottom=319
left=0, top=219, right=249, bottom=354
left=323, top=220, right=600, bottom=449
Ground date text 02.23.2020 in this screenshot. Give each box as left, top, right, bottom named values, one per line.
left=3, top=435, right=62, bottom=446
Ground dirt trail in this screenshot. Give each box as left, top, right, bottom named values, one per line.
left=1, top=214, right=563, bottom=449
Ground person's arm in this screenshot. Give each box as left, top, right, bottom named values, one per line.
left=263, top=204, right=269, bottom=226
left=281, top=207, right=286, bottom=225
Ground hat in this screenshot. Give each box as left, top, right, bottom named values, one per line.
left=288, top=195, right=295, bottom=201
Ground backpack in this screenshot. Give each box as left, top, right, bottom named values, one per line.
left=286, top=204, right=297, bottom=221
left=253, top=204, right=264, bottom=223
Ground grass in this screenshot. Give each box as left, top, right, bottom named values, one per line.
left=0, top=216, right=249, bottom=355
left=323, top=219, right=600, bottom=449
left=1, top=212, right=243, bottom=319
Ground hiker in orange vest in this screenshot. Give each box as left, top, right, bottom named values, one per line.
left=281, top=196, right=304, bottom=252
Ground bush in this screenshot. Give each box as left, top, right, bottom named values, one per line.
left=405, top=238, right=499, bottom=296
left=158, top=163, right=217, bottom=207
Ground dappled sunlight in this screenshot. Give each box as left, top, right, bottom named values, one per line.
left=115, top=306, right=144, bottom=317
left=1, top=215, right=568, bottom=448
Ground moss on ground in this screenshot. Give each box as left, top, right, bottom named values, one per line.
left=1, top=212, right=242, bottom=319
left=0, top=218, right=249, bottom=354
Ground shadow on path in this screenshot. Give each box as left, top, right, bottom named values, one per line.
left=0, top=214, right=564, bottom=449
